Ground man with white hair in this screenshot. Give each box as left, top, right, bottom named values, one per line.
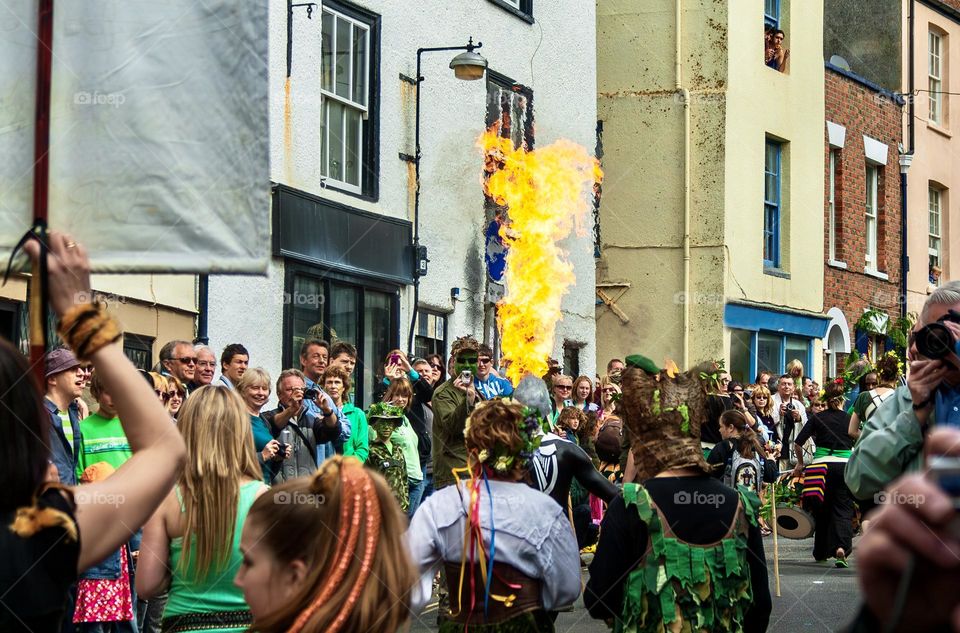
left=846, top=280, right=960, bottom=500
left=191, top=345, right=217, bottom=390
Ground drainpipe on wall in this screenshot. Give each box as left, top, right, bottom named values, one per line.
left=676, top=0, right=691, bottom=368
left=900, top=153, right=912, bottom=320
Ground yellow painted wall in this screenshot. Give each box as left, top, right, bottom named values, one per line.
left=597, top=0, right=825, bottom=374
left=596, top=0, right=728, bottom=368
left=904, top=2, right=960, bottom=315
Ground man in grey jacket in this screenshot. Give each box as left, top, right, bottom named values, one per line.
left=846, top=281, right=960, bottom=501
left=263, top=369, right=339, bottom=483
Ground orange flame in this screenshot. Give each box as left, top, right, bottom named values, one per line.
left=479, top=126, right=603, bottom=385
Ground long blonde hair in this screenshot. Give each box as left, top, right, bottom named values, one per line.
left=246, top=457, right=415, bottom=633
left=176, top=386, right=262, bottom=580
left=751, top=384, right=773, bottom=417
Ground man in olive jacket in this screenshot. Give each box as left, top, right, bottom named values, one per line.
left=431, top=336, right=481, bottom=490
left=846, top=281, right=960, bottom=500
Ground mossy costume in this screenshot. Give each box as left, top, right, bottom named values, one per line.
left=616, top=356, right=758, bottom=633
left=616, top=483, right=759, bottom=633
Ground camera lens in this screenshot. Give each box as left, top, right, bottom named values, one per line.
left=916, top=323, right=954, bottom=360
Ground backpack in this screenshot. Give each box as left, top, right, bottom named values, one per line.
left=596, top=417, right=623, bottom=464
left=725, top=443, right=761, bottom=494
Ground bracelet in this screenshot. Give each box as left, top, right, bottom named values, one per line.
left=912, top=397, right=932, bottom=411
left=58, top=302, right=122, bottom=360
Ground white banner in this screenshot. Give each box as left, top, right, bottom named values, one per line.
left=0, top=1, right=270, bottom=273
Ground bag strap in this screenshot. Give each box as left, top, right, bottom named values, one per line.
left=288, top=423, right=318, bottom=467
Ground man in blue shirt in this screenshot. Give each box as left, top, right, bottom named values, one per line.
left=43, top=348, right=84, bottom=485
left=299, top=338, right=350, bottom=462
left=473, top=344, right=514, bottom=401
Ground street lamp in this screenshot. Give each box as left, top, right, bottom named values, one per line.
left=407, top=38, right=488, bottom=355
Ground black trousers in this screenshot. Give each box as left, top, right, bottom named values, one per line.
left=812, top=461, right=855, bottom=560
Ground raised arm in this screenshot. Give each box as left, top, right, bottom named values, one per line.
left=25, top=233, right=187, bottom=573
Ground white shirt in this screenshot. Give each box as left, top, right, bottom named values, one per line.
left=406, top=479, right=581, bottom=613
left=771, top=393, right=807, bottom=438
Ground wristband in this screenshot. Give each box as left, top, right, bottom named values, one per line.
left=912, top=397, right=932, bottom=411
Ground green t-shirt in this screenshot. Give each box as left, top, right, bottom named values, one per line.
left=391, top=416, right=422, bottom=481
left=341, top=403, right=369, bottom=463
left=79, top=412, right=132, bottom=472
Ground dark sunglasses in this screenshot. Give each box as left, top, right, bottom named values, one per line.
left=555, top=384, right=573, bottom=390
left=175, top=357, right=197, bottom=365
left=154, top=389, right=171, bottom=402
left=477, top=357, right=492, bottom=365
left=429, top=363, right=443, bottom=370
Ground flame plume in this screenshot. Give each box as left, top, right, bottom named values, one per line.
left=479, top=126, right=603, bottom=385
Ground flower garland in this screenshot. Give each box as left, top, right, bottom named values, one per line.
left=366, top=402, right=405, bottom=419
left=470, top=404, right=543, bottom=474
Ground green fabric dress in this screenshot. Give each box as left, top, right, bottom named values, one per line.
left=616, top=483, right=758, bottom=633
left=163, top=480, right=261, bottom=632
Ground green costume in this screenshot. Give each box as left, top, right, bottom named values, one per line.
left=617, top=483, right=758, bottom=633
left=367, top=407, right=410, bottom=512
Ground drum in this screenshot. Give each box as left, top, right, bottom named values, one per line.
left=775, top=504, right=815, bottom=539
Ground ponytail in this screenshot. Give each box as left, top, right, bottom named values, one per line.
left=720, top=410, right=767, bottom=460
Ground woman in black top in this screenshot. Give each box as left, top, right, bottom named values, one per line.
left=0, top=235, right=186, bottom=631
left=791, top=380, right=855, bottom=566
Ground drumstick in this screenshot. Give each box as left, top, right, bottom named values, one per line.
left=772, top=479, right=781, bottom=597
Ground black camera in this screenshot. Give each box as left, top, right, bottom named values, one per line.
left=274, top=442, right=288, bottom=461
left=303, top=388, right=318, bottom=401
left=915, top=309, right=960, bottom=360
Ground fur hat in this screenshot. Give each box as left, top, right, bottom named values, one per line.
left=620, top=359, right=721, bottom=480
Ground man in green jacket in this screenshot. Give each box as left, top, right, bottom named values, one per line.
left=846, top=281, right=960, bottom=500
left=431, top=336, right=480, bottom=490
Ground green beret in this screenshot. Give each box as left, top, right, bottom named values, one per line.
left=625, top=354, right=660, bottom=375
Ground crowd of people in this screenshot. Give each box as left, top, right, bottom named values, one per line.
left=6, top=233, right=960, bottom=632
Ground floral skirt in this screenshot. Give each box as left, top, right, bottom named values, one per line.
left=73, top=545, right=134, bottom=623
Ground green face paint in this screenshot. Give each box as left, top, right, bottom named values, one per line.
left=454, top=353, right=479, bottom=377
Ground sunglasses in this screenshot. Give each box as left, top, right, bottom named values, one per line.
left=555, top=385, right=573, bottom=390
left=175, top=357, right=198, bottom=365
left=155, top=390, right=171, bottom=402
left=477, top=357, right=493, bottom=365
left=167, top=390, right=185, bottom=398
left=429, top=363, right=443, bottom=370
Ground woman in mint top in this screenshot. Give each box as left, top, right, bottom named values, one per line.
left=238, top=368, right=289, bottom=482
left=137, top=386, right=268, bottom=632
left=323, top=366, right=369, bottom=462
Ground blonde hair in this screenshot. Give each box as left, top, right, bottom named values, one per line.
left=785, top=359, right=803, bottom=379
left=236, top=367, right=271, bottom=394
left=176, top=386, right=262, bottom=580
left=246, top=457, right=414, bottom=633
left=751, top=384, right=773, bottom=416
left=147, top=371, right=168, bottom=393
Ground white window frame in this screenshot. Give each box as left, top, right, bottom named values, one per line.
left=321, top=6, right=371, bottom=194
left=930, top=30, right=943, bottom=125
left=930, top=185, right=942, bottom=272
left=865, top=165, right=879, bottom=271
left=829, top=149, right=839, bottom=262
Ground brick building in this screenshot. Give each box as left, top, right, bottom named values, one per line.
left=821, top=61, right=904, bottom=378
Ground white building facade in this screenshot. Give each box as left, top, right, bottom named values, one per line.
left=207, top=0, right=598, bottom=408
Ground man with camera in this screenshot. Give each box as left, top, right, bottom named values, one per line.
left=431, top=336, right=481, bottom=491
left=298, top=338, right=350, bottom=463
left=262, top=369, right=341, bottom=483
left=771, top=374, right=807, bottom=465
left=846, top=281, right=960, bottom=500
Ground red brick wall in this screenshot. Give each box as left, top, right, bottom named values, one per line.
left=823, top=68, right=903, bottom=378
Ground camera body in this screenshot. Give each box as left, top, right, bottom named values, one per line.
left=303, top=388, right=318, bottom=401
left=459, top=370, right=473, bottom=383
left=928, top=455, right=960, bottom=509
left=915, top=309, right=960, bottom=360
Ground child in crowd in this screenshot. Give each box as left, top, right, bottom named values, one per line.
left=556, top=406, right=586, bottom=445
left=366, top=403, right=410, bottom=512
left=74, top=372, right=138, bottom=632
left=383, top=378, right=424, bottom=515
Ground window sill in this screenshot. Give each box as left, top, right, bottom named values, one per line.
left=864, top=267, right=889, bottom=281
left=487, top=0, right=534, bottom=23
left=828, top=259, right=847, bottom=270
left=927, top=121, right=953, bottom=139
left=320, top=181, right=379, bottom=204
left=763, top=267, right=791, bottom=279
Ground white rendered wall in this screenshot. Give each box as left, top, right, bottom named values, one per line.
left=209, top=0, right=597, bottom=382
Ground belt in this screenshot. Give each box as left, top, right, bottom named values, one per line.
left=444, top=561, right=543, bottom=625
left=813, top=447, right=852, bottom=460
left=160, top=610, right=252, bottom=632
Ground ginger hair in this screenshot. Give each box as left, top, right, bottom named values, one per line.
left=246, top=457, right=414, bottom=633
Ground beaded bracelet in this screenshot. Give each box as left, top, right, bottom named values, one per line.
left=57, top=302, right=122, bottom=360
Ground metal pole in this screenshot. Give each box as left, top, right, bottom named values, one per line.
left=405, top=41, right=482, bottom=356
left=196, top=274, right=209, bottom=345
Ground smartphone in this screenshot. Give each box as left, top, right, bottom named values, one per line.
left=460, top=370, right=473, bottom=383
left=390, top=353, right=401, bottom=364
